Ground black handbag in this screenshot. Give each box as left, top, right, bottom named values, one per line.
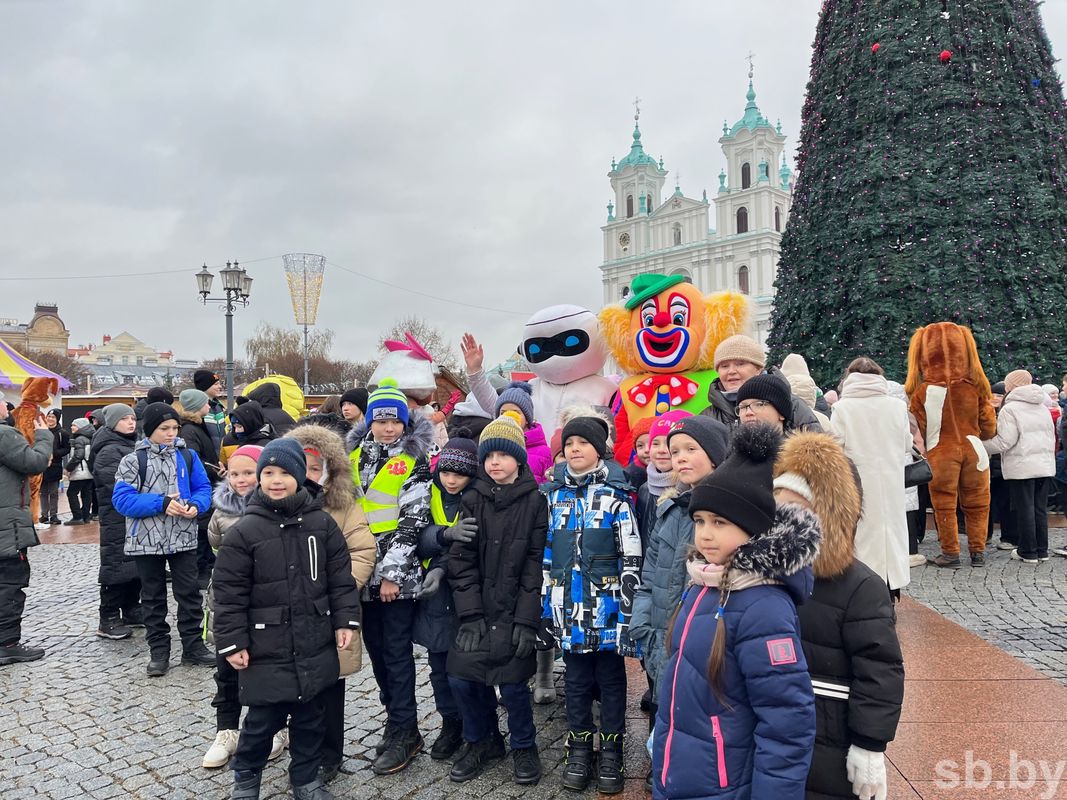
left=904, top=449, right=932, bottom=488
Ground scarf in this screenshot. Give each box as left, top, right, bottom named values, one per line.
left=686, top=556, right=781, bottom=592
left=646, top=463, right=674, bottom=498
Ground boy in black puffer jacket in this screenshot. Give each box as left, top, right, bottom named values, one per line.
left=213, top=438, right=361, bottom=800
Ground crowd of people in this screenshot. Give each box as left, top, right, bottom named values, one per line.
left=0, top=328, right=1065, bottom=800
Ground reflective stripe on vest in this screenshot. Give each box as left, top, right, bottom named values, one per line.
left=424, top=483, right=461, bottom=568
left=351, top=447, right=416, bottom=535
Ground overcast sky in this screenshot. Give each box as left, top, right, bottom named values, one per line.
left=3, top=1, right=1066, bottom=370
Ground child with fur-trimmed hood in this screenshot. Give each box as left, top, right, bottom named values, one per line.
left=773, top=431, right=904, bottom=800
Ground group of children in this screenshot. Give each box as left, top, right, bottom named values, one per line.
left=106, top=372, right=902, bottom=800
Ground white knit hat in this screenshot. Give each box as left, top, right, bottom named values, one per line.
left=773, top=471, right=814, bottom=504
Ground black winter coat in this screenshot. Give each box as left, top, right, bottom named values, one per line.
left=178, top=412, right=221, bottom=485
left=413, top=481, right=463, bottom=654
left=247, top=383, right=295, bottom=436
left=446, top=469, right=548, bottom=686
left=798, top=561, right=904, bottom=800
left=89, top=427, right=139, bottom=585
left=43, top=428, right=70, bottom=483
left=212, top=487, right=362, bottom=706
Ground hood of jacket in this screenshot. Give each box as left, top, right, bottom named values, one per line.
left=230, top=400, right=266, bottom=432
left=212, top=481, right=251, bottom=516
left=247, top=381, right=282, bottom=410
left=1006, top=383, right=1047, bottom=406
left=840, top=372, right=889, bottom=399
left=177, top=406, right=206, bottom=426
left=71, top=427, right=94, bottom=446
left=286, top=420, right=359, bottom=513
left=345, top=410, right=435, bottom=461
left=525, top=423, right=547, bottom=450
left=726, top=502, right=821, bottom=605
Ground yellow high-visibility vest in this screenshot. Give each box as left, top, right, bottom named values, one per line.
left=351, top=447, right=416, bottom=536
left=424, top=483, right=461, bottom=569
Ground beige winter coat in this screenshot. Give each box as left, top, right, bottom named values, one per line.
left=982, top=384, right=1056, bottom=480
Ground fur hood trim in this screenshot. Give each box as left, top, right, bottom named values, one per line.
left=212, top=481, right=249, bottom=517
left=774, top=432, right=861, bottom=578
left=730, top=502, right=821, bottom=581
left=176, top=406, right=205, bottom=425
left=286, top=423, right=359, bottom=512
left=346, top=410, right=435, bottom=461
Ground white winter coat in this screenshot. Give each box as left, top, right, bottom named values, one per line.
left=831, top=373, right=912, bottom=591
left=982, top=384, right=1055, bottom=480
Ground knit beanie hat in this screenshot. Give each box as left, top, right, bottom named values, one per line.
left=736, top=374, right=792, bottom=423
left=690, top=423, right=780, bottom=537
left=367, top=378, right=410, bottom=425
left=193, top=369, right=220, bottom=391
left=340, top=387, right=369, bottom=414
left=178, top=389, right=210, bottom=414
left=495, top=381, right=535, bottom=425
left=142, top=402, right=179, bottom=437
left=230, top=444, right=264, bottom=464
left=46, top=408, right=61, bottom=420
left=71, top=417, right=92, bottom=432
left=990, top=381, right=1006, bottom=396
left=103, top=402, right=135, bottom=430
left=561, top=416, right=610, bottom=459
left=666, top=415, right=730, bottom=467
left=630, top=415, right=656, bottom=445
left=713, top=334, right=766, bottom=370
left=146, top=386, right=175, bottom=405
left=257, top=438, right=307, bottom=485
left=648, top=410, right=693, bottom=443
left=779, top=353, right=811, bottom=379
left=786, top=374, right=817, bottom=410
left=478, top=415, right=528, bottom=465
left=436, top=433, right=479, bottom=477
left=1004, top=369, right=1032, bottom=396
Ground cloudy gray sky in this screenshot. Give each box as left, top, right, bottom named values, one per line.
left=3, top=1, right=1066, bottom=370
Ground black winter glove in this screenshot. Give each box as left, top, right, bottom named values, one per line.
left=512, top=624, right=538, bottom=660
left=455, top=618, right=486, bottom=653
left=443, top=516, right=478, bottom=544
left=417, top=568, right=444, bottom=599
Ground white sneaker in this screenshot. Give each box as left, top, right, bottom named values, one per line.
left=909, top=553, right=927, bottom=568
left=202, top=728, right=240, bottom=769
left=1052, top=548, right=1067, bottom=557
left=34, top=522, right=50, bottom=530
left=268, top=728, right=288, bottom=761
left=1010, top=550, right=1039, bottom=564
left=996, top=541, right=1016, bottom=551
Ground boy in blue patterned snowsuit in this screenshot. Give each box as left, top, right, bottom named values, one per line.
left=542, top=416, right=641, bottom=795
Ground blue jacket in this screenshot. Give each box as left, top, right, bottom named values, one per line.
left=542, top=460, right=641, bottom=655
left=113, top=438, right=213, bottom=556
left=653, top=504, right=821, bottom=800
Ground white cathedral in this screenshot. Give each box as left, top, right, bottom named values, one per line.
left=598, top=79, right=794, bottom=344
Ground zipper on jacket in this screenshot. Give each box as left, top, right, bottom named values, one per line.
left=711, top=714, right=728, bottom=788
left=308, top=536, right=319, bottom=582
left=660, top=585, right=709, bottom=787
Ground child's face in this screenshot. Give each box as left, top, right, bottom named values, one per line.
left=115, top=415, right=136, bottom=435
left=634, top=434, right=650, bottom=464
left=45, top=414, right=57, bottom=429
left=564, top=436, right=599, bottom=473
left=991, top=393, right=1003, bottom=409
left=498, top=403, right=528, bottom=428
left=149, top=420, right=180, bottom=446
left=227, top=455, right=259, bottom=497
left=649, top=434, right=673, bottom=472
left=341, top=402, right=362, bottom=422
left=371, top=418, right=405, bottom=444
left=305, top=453, right=325, bottom=485
left=693, top=510, right=750, bottom=565
left=260, top=465, right=298, bottom=500
left=774, top=487, right=813, bottom=511
left=670, top=433, right=714, bottom=486
left=484, top=451, right=520, bottom=484
left=438, top=471, right=471, bottom=494
left=738, top=399, right=785, bottom=431
left=232, top=421, right=245, bottom=434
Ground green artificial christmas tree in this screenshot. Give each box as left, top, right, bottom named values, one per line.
left=768, top=0, right=1067, bottom=386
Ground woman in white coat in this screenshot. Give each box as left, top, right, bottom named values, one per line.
left=831, top=358, right=913, bottom=593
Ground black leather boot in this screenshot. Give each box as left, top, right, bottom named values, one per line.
left=372, top=726, right=423, bottom=775
left=231, top=770, right=261, bottom=799
left=430, top=715, right=464, bottom=760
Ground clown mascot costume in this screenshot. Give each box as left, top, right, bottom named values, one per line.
left=599, top=274, right=748, bottom=463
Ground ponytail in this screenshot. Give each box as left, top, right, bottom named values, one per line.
left=706, top=563, right=732, bottom=705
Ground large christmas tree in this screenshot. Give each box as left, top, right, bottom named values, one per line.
left=768, top=0, right=1067, bottom=386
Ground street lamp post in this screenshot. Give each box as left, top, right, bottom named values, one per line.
left=196, top=261, right=253, bottom=413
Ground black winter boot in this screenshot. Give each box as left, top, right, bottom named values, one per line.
left=146, top=649, right=170, bottom=677
left=0, top=643, right=45, bottom=666
left=373, top=722, right=396, bottom=756
left=597, top=733, right=625, bottom=795
left=372, top=726, right=423, bottom=775
left=96, top=615, right=132, bottom=640
left=122, top=606, right=145, bottom=627
left=292, top=778, right=333, bottom=799
left=560, top=731, right=596, bottom=791
left=181, top=642, right=216, bottom=666
left=231, top=770, right=262, bottom=799
left=450, top=732, right=506, bottom=782
left=511, top=744, right=542, bottom=785
left=430, top=715, right=464, bottom=760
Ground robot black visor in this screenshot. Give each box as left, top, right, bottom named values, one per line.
left=522, top=329, right=590, bottom=364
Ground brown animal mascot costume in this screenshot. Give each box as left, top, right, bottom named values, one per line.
left=904, top=324, right=997, bottom=567
left=13, top=377, right=59, bottom=525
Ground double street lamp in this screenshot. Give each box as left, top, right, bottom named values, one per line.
left=196, top=261, right=253, bottom=413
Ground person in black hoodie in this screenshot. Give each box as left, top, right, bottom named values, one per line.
left=219, top=401, right=275, bottom=469
left=246, top=382, right=296, bottom=436
left=39, top=410, right=69, bottom=525
left=773, top=431, right=904, bottom=800
left=446, top=415, right=548, bottom=786
left=213, top=438, right=361, bottom=800
left=89, top=403, right=143, bottom=639
left=135, top=387, right=175, bottom=438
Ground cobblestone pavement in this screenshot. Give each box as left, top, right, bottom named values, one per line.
left=905, top=527, right=1067, bottom=683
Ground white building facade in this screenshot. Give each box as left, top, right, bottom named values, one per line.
left=599, top=82, right=793, bottom=344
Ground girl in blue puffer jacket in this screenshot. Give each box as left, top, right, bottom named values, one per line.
left=653, top=424, right=820, bottom=800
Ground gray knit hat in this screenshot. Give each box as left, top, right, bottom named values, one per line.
left=104, top=403, right=135, bottom=430
left=179, top=389, right=210, bottom=414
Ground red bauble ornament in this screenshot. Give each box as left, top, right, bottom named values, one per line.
left=940, top=49, right=952, bottom=63
left=871, top=42, right=880, bottom=53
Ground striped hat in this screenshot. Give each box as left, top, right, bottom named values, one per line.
left=367, top=378, right=409, bottom=425
left=436, top=435, right=479, bottom=477
left=478, top=415, right=527, bottom=465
